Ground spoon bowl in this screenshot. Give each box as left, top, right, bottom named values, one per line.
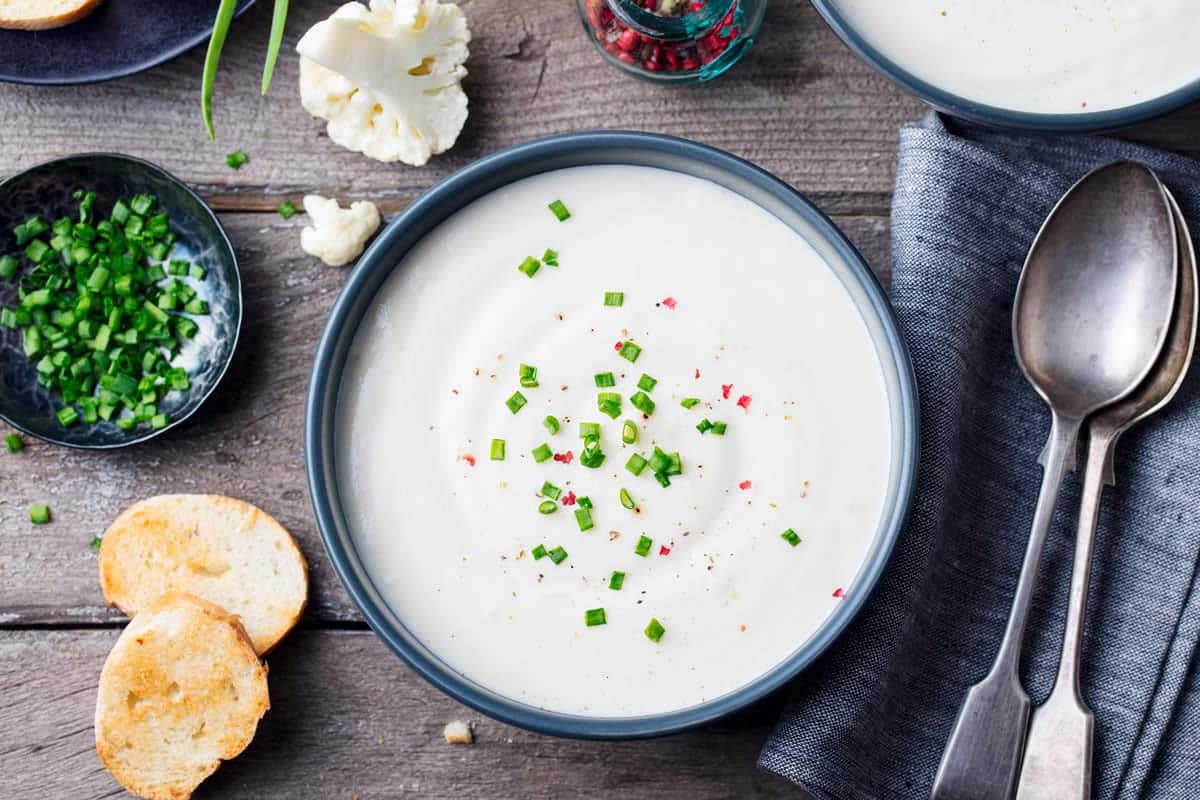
left=1096, top=188, right=1199, bottom=478
left=1014, top=162, right=1178, bottom=419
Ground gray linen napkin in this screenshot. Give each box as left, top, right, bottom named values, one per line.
left=759, top=113, right=1200, bottom=800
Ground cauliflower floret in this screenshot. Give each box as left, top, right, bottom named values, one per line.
left=300, top=195, right=382, bottom=267
left=297, top=0, right=470, bottom=166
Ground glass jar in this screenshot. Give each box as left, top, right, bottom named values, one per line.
left=577, top=0, right=767, bottom=83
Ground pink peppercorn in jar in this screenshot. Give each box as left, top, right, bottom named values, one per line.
left=578, top=0, right=767, bottom=82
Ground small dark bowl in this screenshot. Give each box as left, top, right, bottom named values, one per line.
left=0, top=154, right=241, bottom=448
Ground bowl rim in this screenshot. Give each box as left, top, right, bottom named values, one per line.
left=0, top=152, right=243, bottom=449
left=808, top=0, right=1200, bottom=133
left=304, top=130, right=919, bottom=739
left=0, top=0, right=256, bottom=87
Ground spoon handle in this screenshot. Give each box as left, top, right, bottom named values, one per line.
left=932, top=412, right=1082, bottom=800
left=1015, top=426, right=1113, bottom=800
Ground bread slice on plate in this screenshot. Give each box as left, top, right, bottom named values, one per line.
left=0, top=0, right=103, bottom=30
left=99, top=494, right=308, bottom=655
left=95, top=592, right=270, bottom=800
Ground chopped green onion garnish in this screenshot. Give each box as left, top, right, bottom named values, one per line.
left=89, top=536, right=102, bottom=553
left=626, top=453, right=648, bottom=476
left=490, top=438, right=506, bottom=460
left=541, top=481, right=562, bottom=500
left=597, top=392, right=621, bottom=419
left=538, top=500, right=558, bottom=515
left=548, top=200, right=571, bottom=222
left=621, top=419, right=638, bottom=444
left=5, top=433, right=22, bottom=453
left=644, top=618, right=665, bottom=643
left=637, top=374, right=657, bottom=392
left=697, top=418, right=714, bottom=434
left=585, top=607, right=607, bottom=627
left=712, top=421, right=727, bottom=435
left=29, top=504, right=50, bottom=524
left=781, top=528, right=802, bottom=547
left=580, top=444, right=605, bottom=469
left=620, top=488, right=635, bottom=510
left=575, top=507, right=594, bottom=532
left=519, top=363, right=539, bottom=387
left=1, top=189, right=207, bottom=431
left=577, top=496, right=593, bottom=509
left=630, top=391, right=655, bottom=416
left=506, top=391, right=527, bottom=414
left=543, top=415, right=560, bottom=435
left=609, top=571, right=625, bottom=591
left=594, top=372, right=616, bottom=388
left=579, top=421, right=601, bottom=441
left=532, top=443, right=553, bottom=463
left=542, top=248, right=559, bottom=266
left=635, top=535, right=653, bottom=557
left=516, top=260, right=540, bottom=281
left=549, top=545, right=568, bottom=565
left=532, top=544, right=548, bottom=560
left=654, top=471, right=671, bottom=488
left=226, top=150, right=249, bottom=169
left=618, top=341, right=642, bottom=363
left=604, top=291, right=624, bottom=307
left=518, top=256, right=541, bottom=278
left=278, top=201, right=297, bottom=219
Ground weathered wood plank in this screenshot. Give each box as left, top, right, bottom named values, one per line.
left=2, top=0, right=1195, bottom=215
left=0, top=212, right=890, bottom=625
left=1, top=0, right=920, bottom=213
left=0, top=628, right=807, bottom=799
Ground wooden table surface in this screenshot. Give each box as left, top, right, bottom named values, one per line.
left=1, top=1, right=1197, bottom=797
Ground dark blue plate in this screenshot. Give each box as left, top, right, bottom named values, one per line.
left=809, top=0, right=1200, bottom=132
left=0, top=154, right=241, bottom=448
left=305, top=131, right=919, bottom=739
left=0, top=0, right=254, bottom=86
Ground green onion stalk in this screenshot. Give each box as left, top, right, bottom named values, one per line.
left=202, top=0, right=290, bottom=139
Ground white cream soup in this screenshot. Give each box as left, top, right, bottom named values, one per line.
left=336, top=165, right=892, bottom=716
left=835, top=0, right=1200, bottom=114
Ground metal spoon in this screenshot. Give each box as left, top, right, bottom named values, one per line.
left=931, top=162, right=1178, bottom=800
left=1015, top=187, right=1197, bottom=800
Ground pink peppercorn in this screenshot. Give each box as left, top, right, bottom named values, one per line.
left=579, top=0, right=756, bottom=80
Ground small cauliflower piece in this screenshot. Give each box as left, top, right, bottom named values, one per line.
left=300, top=195, right=381, bottom=267
left=443, top=720, right=474, bottom=744
left=297, top=0, right=470, bottom=166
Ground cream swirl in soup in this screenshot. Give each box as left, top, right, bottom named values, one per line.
left=336, top=165, right=892, bottom=716
left=834, top=0, right=1200, bottom=114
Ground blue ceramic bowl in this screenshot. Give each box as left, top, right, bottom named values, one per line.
left=810, top=0, right=1200, bottom=132
left=305, top=131, right=919, bottom=739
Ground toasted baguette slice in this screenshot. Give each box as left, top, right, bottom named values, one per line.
left=99, top=494, right=308, bottom=655
left=0, top=0, right=102, bottom=30
left=95, top=593, right=270, bottom=800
